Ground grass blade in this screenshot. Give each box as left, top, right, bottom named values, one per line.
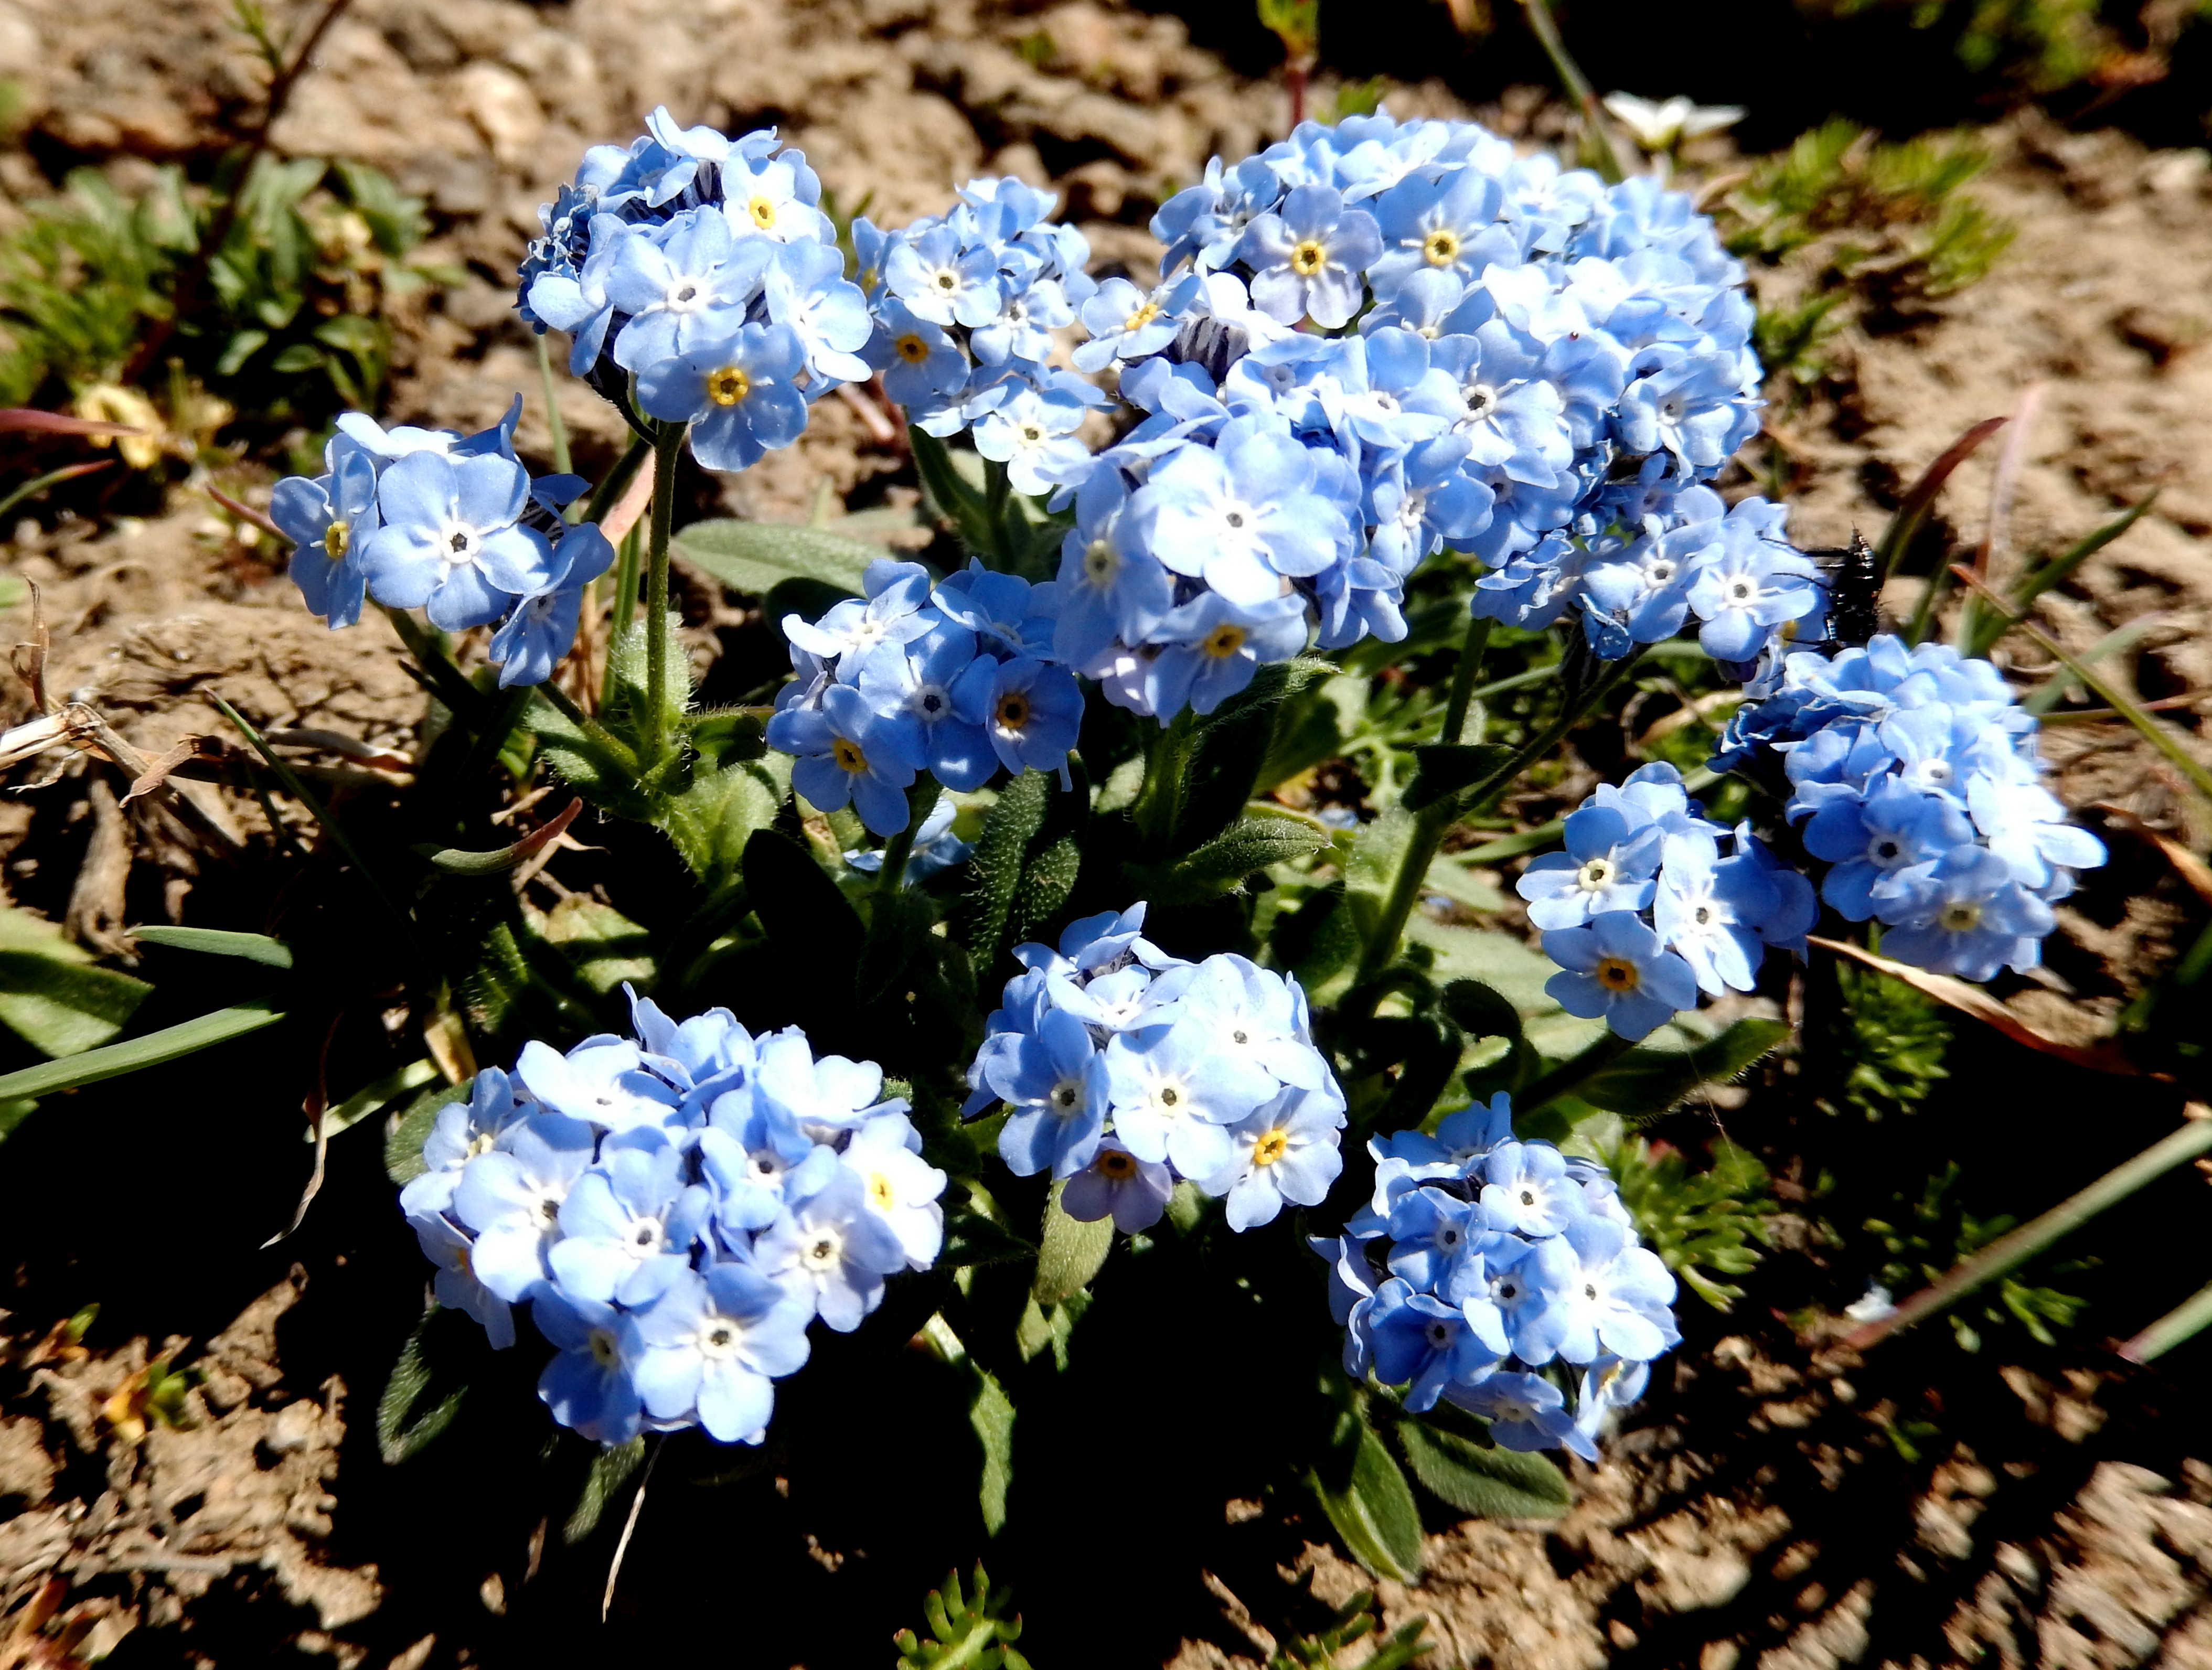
left=130, top=925, right=294, bottom=967
left=2119, top=1280, right=2212, bottom=1365
left=0, top=998, right=285, bottom=1100
left=1878, top=415, right=2006, bottom=582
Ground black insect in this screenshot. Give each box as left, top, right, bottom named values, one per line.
left=1807, top=529, right=1882, bottom=649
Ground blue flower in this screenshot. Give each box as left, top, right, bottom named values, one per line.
left=1154, top=155, right=1282, bottom=273
left=1369, top=167, right=1514, bottom=300
left=1476, top=1141, right=1586, bottom=1238
left=514, top=1037, right=681, bottom=1135
left=783, top=558, right=939, bottom=670
left=1170, top=954, right=1330, bottom=1091
left=1580, top=523, right=1698, bottom=647
left=450, top=1112, right=597, bottom=1301
left=1682, top=513, right=1822, bottom=661
left=1074, top=273, right=1196, bottom=371
left=1968, top=775, right=2107, bottom=891
left=864, top=301, right=969, bottom=408
left=607, top=208, right=771, bottom=373
left=1145, top=591, right=1310, bottom=719
left=1366, top=1278, right=1505, bottom=1413
left=963, top=656, right=1083, bottom=780
left=932, top=562, right=1057, bottom=661
left=400, top=1066, right=533, bottom=1217
left=272, top=443, right=378, bottom=628
left=751, top=1028, right=901, bottom=1141
left=531, top=1287, right=645, bottom=1444
left=1542, top=910, right=1699, bottom=1041
left=1239, top=184, right=1383, bottom=328
left=1133, top=420, right=1349, bottom=608
left=970, top=382, right=1093, bottom=496
left=753, top=1165, right=909, bottom=1332
left=630, top=1264, right=811, bottom=1444
left=1212, top=1086, right=1347, bottom=1230
left=404, top=1208, right=517, bottom=1348
left=1383, top=1185, right=1484, bottom=1293
left=1516, top=804, right=1663, bottom=930
left=884, top=223, right=1002, bottom=328
left=839, top=1111, right=947, bottom=1268
left=845, top=794, right=973, bottom=883
left=1878, top=844, right=2056, bottom=980
left=854, top=626, right=998, bottom=791
left=1049, top=473, right=1176, bottom=668
left=359, top=452, right=559, bottom=631
left=1103, top=1015, right=1274, bottom=1180
left=547, top=1137, right=710, bottom=1306
left=488, top=522, right=616, bottom=688
left=1613, top=349, right=1751, bottom=471
left=764, top=240, right=873, bottom=387
left=724, top=153, right=833, bottom=245
left=1448, top=1369, right=1584, bottom=1457
left=696, top=1096, right=836, bottom=1238
left=1801, top=776, right=1972, bottom=921
left=986, top=1008, right=1108, bottom=1180
left=1364, top=433, right=1495, bottom=576
left=770, top=679, right=925, bottom=836
left=526, top=213, right=629, bottom=374
left=1060, top=1142, right=1177, bottom=1232
left=1651, top=841, right=1777, bottom=997
left=636, top=322, right=810, bottom=473
left=1515, top=1215, right=1679, bottom=1365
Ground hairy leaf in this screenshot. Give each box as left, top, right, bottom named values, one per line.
left=1311, top=1403, right=1426, bottom=1582
left=1396, top=1412, right=1572, bottom=1519
left=1401, top=742, right=1518, bottom=812
left=1576, top=1016, right=1790, bottom=1118
left=1032, top=1187, right=1113, bottom=1305
left=377, top=1305, right=471, bottom=1464
left=671, top=518, right=888, bottom=597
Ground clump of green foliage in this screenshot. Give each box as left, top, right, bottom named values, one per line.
left=1811, top=0, right=2208, bottom=94
left=1826, top=959, right=1951, bottom=1121
left=0, top=153, right=444, bottom=424
left=1723, top=119, right=2015, bottom=386
left=1864, top=1162, right=2088, bottom=1351
left=895, top=1565, right=1031, bottom=1670
left=1608, top=1134, right=1776, bottom=1310
left=1270, top=1589, right=1431, bottom=1670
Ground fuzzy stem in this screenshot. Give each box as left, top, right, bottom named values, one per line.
left=875, top=780, right=944, bottom=898
left=534, top=677, right=637, bottom=774
left=643, top=422, right=686, bottom=762
left=1513, top=1029, right=1638, bottom=1116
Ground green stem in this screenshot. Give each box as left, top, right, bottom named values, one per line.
left=535, top=334, right=573, bottom=481
left=983, top=457, right=1014, bottom=567
left=533, top=679, right=638, bottom=774
left=1517, top=0, right=1627, bottom=184
left=582, top=436, right=650, bottom=527
left=1441, top=616, right=1492, bottom=744
left=1513, top=1029, right=1637, bottom=1115
left=2120, top=1279, right=2212, bottom=1365
left=1356, top=648, right=1643, bottom=986
left=875, top=780, right=944, bottom=897
left=1846, top=1116, right=2212, bottom=1351
left=643, top=422, right=685, bottom=762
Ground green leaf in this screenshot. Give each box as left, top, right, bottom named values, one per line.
left=1396, top=1414, right=1572, bottom=1519
left=942, top=1209, right=1036, bottom=1268
left=384, top=1077, right=473, bottom=1185
left=1311, top=1406, right=1426, bottom=1583
left=1577, top=1016, right=1790, bottom=1118
left=893, top=1563, right=1033, bottom=1670
left=130, top=925, right=293, bottom=968
left=1032, top=1186, right=1113, bottom=1305
left=1401, top=742, right=1518, bottom=812
left=564, top=1436, right=647, bottom=1544
left=956, top=770, right=1051, bottom=961
left=1437, top=979, right=1523, bottom=1044
left=671, top=518, right=889, bottom=597
left=312, top=1058, right=442, bottom=1141
left=969, top=1363, right=1016, bottom=1537
left=659, top=750, right=787, bottom=893
left=0, top=1098, right=35, bottom=1143
left=0, top=950, right=151, bottom=1059
left=414, top=796, right=584, bottom=876
left=1128, top=813, right=1329, bottom=904
left=540, top=896, right=656, bottom=995
left=909, top=427, right=998, bottom=555
left=377, top=1304, right=470, bottom=1464
left=1176, top=658, right=1339, bottom=846
left=0, top=998, right=283, bottom=1101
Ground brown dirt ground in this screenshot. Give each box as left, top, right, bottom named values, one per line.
left=1, top=0, right=2209, bottom=1663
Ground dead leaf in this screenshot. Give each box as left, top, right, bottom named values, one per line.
left=1810, top=935, right=2155, bottom=1077
left=121, top=735, right=209, bottom=806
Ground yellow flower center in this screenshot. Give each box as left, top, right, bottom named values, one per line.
left=1939, top=901, right=1982, bottom=933
left=322, top=520, right=349, bottom=561
left=1595, top=956, right=1641, bottom=993
left=1123, top=299, right=1161, bottom=333
left=1252, top=1129, right=1290, bottom=1168
left=832, top=736, right=868, bottom=774
left=747, top=194, right=777, bottom=231
left=1097, top=1150, right=1137, bottom=1180
left=867, top=1171, right=896, bottom=1209
left=1422, top=228, right=1461, bottom=267
left=707, top=366, right=752, bottom=406
left=1201, top=623, right=1246, bottom=659
left=995, top=690, right=1031, bottom=731
left=1289, top=239, right=1327, bottom=277
left=894, top=333, right=932, bottom=364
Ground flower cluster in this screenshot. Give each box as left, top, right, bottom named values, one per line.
left=964, top=903, right=1345, bottom=1232
left=852, top=178, right=1104, bottom=490
left=1709, top=634, right=2105, bottom=980
left=520, top=109, right=870, bottom=471
left=399, top=994, right=944, bottom=1445
left=1314, top=1096, right=1679, bottom=1459
left=272, top=403, right=614, bottom=687
left=1033, top=111, right=1766, bottom=720
left=1521, top=762, right=1816, bottom=1038
left=766, top=558, right=1082, bottom=836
